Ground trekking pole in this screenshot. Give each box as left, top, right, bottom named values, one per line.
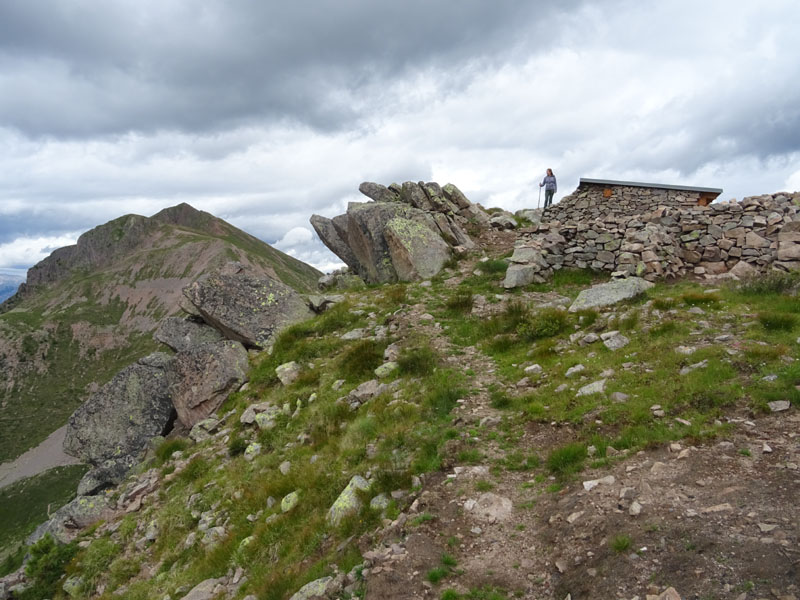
left=538, top=185, right=541, bottom=209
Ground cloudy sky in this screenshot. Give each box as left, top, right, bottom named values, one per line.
left=1, top=1, right=798, bottom=280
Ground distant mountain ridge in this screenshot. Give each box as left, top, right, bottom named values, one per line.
left=0, top=203, right=321, bottom=464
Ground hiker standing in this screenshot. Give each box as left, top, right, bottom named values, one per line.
left=539, top=168, right=557, bottom=208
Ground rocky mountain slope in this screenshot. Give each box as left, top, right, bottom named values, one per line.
left=0, top=204, right=321, bottom=465
left=2, top=185, right=799, bottom=600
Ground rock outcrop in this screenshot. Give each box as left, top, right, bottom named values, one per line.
left=26, top=495, right=113, bottom=545
left=182, top=262, right=313, bottom=349
left=311, top=181, right=489, bottom=284
left=63, top=353, right=176, bottom=489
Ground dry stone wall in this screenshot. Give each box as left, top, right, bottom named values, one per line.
left=543, top=182, right=707, bottom=223
left=505, top=191, right=800, bottom=287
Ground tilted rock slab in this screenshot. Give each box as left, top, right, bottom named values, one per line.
left=311, top=181, right=486, bottom=284
left=384, top=216, right=451, bottom=280
left=568, top=277, right=654, bottom=312
left=155, top=316, right=224, bottom=353
left=183, top=262, right=313, bottom=349
left=63, top=352, right=176, bottom=488
left=171, top=341, right=249, bottom=428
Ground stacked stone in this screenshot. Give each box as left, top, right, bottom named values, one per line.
left=544, top=183, right=704, bottom=224
left=504, top=191, right=800, bottom=287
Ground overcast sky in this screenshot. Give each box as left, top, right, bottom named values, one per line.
left=1, top=1, right=798, bottom=279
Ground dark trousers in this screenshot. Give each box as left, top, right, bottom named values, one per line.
left=544, top=189, right=554, bottom=207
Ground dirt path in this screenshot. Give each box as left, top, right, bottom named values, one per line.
left=0, top=425, right=82, bottom=490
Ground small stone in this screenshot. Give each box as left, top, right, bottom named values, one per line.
left=582, top=475, right=615, bottom=491
left=276, top=361, right=301, bottom=386
left=629, top=501, right=643, bottom=516
left=281, top=491, right=300, bottom=513
left=610, top=392, right=629, bottom=403
left=768, top=400, right=791, bottom=412
left=576, top=379, right=606, bottom=397
left=565, top=364, right=585, bottom=378
left=567, top=510, right=584, bottom=524
left=762, top=442, right=773, bottom=453
left=279, top=461, right=291, bottom=475
left=524, top=364, right=543, bottom=375
left=375, top=361, right=399, bottom=378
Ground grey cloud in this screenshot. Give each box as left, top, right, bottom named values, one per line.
left=0, top=0, right=576, bottom=138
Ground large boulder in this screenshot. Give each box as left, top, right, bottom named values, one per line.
left=171, top=341, right=249, bottom=428
left=182, top=262, right=313, bottom=349
left=63, top=353, right=176, bottom=487
left=155, top=316, right=224, bottom=352
left=568, top=277, right=655, bottom=312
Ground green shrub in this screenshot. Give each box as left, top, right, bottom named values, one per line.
left=20, top=535, right=78, bottom=600
left=516, top=308, right=568, bottom=341
left=546, top=443, right=587, bottom=476
left=758, top=312, right=796, bottom=331
left=228, top=436, right=248, bottom=457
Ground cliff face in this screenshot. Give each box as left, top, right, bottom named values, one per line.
left=0, top=203, right=321, bottom=464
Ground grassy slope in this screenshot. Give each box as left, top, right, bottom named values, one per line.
left=15, top=262, right=800, bottom=599
left=0, top=464, right=88, bottom=573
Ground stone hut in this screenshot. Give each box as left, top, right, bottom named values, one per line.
left=504, top=177, right=800, bottom=287
left=543, top=178, right=723, bottom=223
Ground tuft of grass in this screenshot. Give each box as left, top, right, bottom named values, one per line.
left=154, top=438, right=190, bottom=465
left=397, top=344, right=438, bottom=377
left=757, top=312, right=796, bottom=331
left=445, top=290, right=475, bottom=313
left=475, top=480, right=494, bottom=492
left=384, top=285, right=408, bottom=305
left=516, top=308, right=568, bottom=341
left=681, top=292, right=720, bottom=306
left=427, top=566, right=449, bottom=584
left=228, top=436, right=248, bottom=457
left=737, top=270, right=798, bottom=295
left=546, top=443, right=587, bottom=476
left=651, top=297, right=677, bottom=310
left=610, top=534, right=632, bottom=553
left=337, top=339, right=386, bottom=381
left=479, top=259, right=510, bottom=274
